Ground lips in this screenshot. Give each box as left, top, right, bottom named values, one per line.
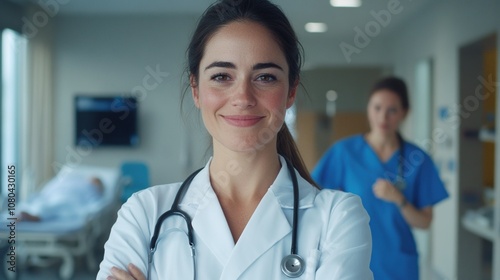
left=222, top=115, right=264, bottom=127
left=378, top=123, right=389, bottom=130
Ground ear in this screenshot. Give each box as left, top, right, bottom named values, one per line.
left=286, top=79, right=299, bottom=109
left=190, top=75, right=200, bottom=108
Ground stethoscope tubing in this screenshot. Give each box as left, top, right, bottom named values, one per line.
left=150, top=168, right=201, bottom=251
left=286, top=158, right=300, bottom=256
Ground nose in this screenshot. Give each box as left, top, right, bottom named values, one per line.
left=383, top=111, right=390, bottom=121
left=231, top=80, right=256, bottom=108
left=378, top=109, right=391, bottom=121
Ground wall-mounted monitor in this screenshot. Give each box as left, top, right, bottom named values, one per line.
left=75, top=95, right=138, bottom=147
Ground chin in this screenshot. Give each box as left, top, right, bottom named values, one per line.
left=373, top=129, right=392, bottom=136
left=234, top=137, right=276, bottom=154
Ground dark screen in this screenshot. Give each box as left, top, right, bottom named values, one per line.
left=75, top=96, right=138, bottom=147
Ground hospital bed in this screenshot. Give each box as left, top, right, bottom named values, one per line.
left=0, top=164, right=122, bottom=280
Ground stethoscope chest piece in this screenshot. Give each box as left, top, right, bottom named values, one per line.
left=281, top=254, right=305, bottom=278
left=394, top=176, right=406, bottom=191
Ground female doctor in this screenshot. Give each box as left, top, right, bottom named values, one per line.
left=98, top=0, right=373, bottom=279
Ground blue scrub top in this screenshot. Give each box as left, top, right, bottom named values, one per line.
left=312, top=134, right=449, bottom=280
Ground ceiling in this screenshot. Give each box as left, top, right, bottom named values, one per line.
left=27, top=0, right=436, bottom=40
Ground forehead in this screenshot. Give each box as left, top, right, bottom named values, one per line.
left=370, top=89, right=403, bottom=105
left=200, top=21, right=288, bottom=69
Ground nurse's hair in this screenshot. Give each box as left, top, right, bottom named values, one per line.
left=369, top=76, right=410, bottom=111
left=185, top=0, right=319, bottom=188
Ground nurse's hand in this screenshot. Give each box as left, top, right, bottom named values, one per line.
left=107, top=263, right=146, bottom=280
left=372, top=178, right=404, bottom=205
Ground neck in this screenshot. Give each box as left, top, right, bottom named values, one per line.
left=366, top=131, right=399, bottom=150
left=209, top=144, right=281, bottom=203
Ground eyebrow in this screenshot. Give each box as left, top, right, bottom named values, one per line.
left=204, top=61, right=235, bottom=71
left=253, top=62, right=283, bottom=71
left=204, top=61, right=284, bottom=72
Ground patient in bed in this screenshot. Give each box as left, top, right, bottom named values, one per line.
left=17, top=174, right=104, bottom=222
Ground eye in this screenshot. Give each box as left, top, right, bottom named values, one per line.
left=210, top=73, right=231, bottom=82
left=256, top=74, right=277, bottom=83
left=388, top=108, right=398, bottom=114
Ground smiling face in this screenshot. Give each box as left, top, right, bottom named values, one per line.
left=367, top=89, right=407, bottom=137
left=191, top=21, right=296, bottom=154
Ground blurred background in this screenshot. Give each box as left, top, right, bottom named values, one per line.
left=0, top=0, right=498, bottom=279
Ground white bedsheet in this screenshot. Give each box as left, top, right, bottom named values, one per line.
left=1, top=164, right=120, bottom=233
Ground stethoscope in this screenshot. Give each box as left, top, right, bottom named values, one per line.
left=393, top=133, right=406, bottom=191
left=147, top=157, right=305, bottom=279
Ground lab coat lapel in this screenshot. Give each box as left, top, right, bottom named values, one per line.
left=220, top=156, right=304, bottom=279
left=221, top=189, right=292, bottom=280
left=187, top=164, right=235, bottom=266
left=191, top=191, right=235, bottom=266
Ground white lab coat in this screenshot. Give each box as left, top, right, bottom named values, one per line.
left=97, top=156, right=373, bottom=279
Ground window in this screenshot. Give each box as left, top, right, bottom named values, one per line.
left=1, top=29, right=27, bottom=201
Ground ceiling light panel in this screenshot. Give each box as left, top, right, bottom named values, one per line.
left=305, top=22, right=328, bottom=33
left=330, top=0, right=362, bottom=8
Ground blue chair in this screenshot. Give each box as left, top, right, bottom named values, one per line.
left=120, top=161, right=150, bottom=203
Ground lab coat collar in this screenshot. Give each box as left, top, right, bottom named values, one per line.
left=271, top=155, right=318, bottom=209
left=180, top=155, right=317, bottom=209
left=180, top=155, right=318, bottom=278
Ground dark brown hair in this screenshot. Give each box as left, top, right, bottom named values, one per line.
left=369, top=76, right=410, bottom=111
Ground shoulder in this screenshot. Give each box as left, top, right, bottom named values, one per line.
left=124, top=164, right=212, bottom=215
left=323, top=134, right=363, bottom=158
left=334, top=134, right=363, bottom=149
left=134, top=182, right=182, bottom=199
left=402, top=141, right=434, bottom=164
left=402, top=141, right=425, bottom=153
left=122, top=182, right=183, bottom=215
left=308, top=189, right=372, bottom=278
left=312, top=189, right=371, bottom=254
left=315, top=189, right=371, bottom=237
left=314, top=188, right=365, bottom=214
left=295, top=178, right=368, bottom=223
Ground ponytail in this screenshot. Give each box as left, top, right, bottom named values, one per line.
left=277, top=124, right=320, bottom=189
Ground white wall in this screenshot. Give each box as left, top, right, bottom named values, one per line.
left=300, top=34, right=392, bottom=68
left=385, top=1, right=500, bottom=278
left=297, top=67, right=387, bottom=113
left=53, top=15, right=209, bottom=185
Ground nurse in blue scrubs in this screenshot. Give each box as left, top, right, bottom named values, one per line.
left=312, top=77, right=449, bottom=280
